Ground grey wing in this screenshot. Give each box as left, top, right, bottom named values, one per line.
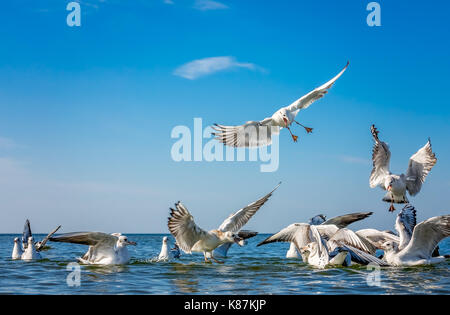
left=369, top=125, right=391, bottom=188
left=257, top=223, right=313, bottom=250
left=167, top=202, right=208, bottom=254
left=285, top=61, right=349, bottom=115
left=402, top=215, right=450, bottom=258
left=212, top=118, right=277, bottom=148
left=322, top=212, right=373, bottom=229
left=49, top=232, right=117, bottom=247
left=395, top=204, right=417, bottom=250
left=22, top=219, right=32, bottom=248
left=327, top=228, right=377, bottom=254
left=36, top=225, right=62, bottom=251
left=356, top=229, right=399, bottom=249
left=218, top=183, right=280, bottom=233
left=343, top=245, right=390, bottom=266
left=405, top=139, right=437, bottom=196
left=237, top=230, right=258, bottom=240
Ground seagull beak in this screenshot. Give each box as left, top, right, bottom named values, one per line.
left=387, top=185, right=392, bottom=191
left=234, top=237, right=243, bottom=246
left=300, top=246, right=308, bottom=253
left=283, top=117, right=288, bottom=127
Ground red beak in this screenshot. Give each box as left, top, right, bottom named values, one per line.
left=283, top=117, right=288, bottom=127
left=387, top=185, right=392, bottom=191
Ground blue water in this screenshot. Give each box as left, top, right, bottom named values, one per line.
left=0, top=234, right=449, bottom=294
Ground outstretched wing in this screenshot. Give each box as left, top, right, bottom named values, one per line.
left=36, top=225, right=62, bottom=251
left=22, top=219, right=32, bottom=248
left=356, top=229, right=399, bottom=249
left=327, top=228, right=377, bottom=255
left=167, top=202, right=209, bottom=254
left=322, top=212, right=373, bottom=229
left=218, top=183, right=280, bottom=233
left=402, top=215, right=450, bottom=258
left=395, top=204, right=417, bottom=250
left=212, top=118, right=277, bottom=148
left=257, top=223, right=314, bottom=250
left=285, top=61, right=349, bottom=115
left=49, top=231, right=117, bottom=247
left=405, top=139, right=437, bottom=196
left=369, top=125, right=391, bottom=188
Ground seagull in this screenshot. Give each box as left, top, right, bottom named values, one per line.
left=381, top=208, right=450, bottom=266
left=286, top=211, right=373, bottom=258
left=21, top=219, right=61, bottom=251
left=212, top=62, right=349, bottom=147
left=211, top=230, right=258, bottom=258
left=168, top=183, right=279, bottom=263
left=157, top=236, right=180, bottom=261
left=21, top=237, right=42, bottom=260
left=258, top=222, right=383, bottom=268
left=369, top=125, right=437, bottom=212
left=50, top=232, right=137, bottom=265
left=12, top=237, right=23, bottom=260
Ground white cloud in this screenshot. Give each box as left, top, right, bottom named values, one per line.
left=194, top=0, right=228, bottom=11
left=174, top=56, right=260, bottom=80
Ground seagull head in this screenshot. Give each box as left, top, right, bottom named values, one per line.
left=162, top=236, right=168, bottom=244
left=27, top=236, right=34, bottom=245
left=117, top=235, right=137, bottom=247
left=381, top=241, right=397, bottom=253
left=14, top=237, right=20, bottom=244
left=224, top=231, right=242, bottom=246
left=277, top=109, right=290, bottom=127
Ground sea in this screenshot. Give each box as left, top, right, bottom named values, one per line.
left=0, top=234, right=449, bottom=295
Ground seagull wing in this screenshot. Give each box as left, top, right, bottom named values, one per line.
left=395, top=205, right=417, bottom=250
left=36, top=225, right=62, bottom=251
left=343, top=244, right=390, bottom=266
left=22, top=219, right=32, bottom=248
left=322, top=212, right=373, bottom=229
left=218, top=183, right=280, bottom=233
left=405, top=139, right=437, bottom=196
left=327, top=228, right=377, bottom=254
left=402, top=215, right=450, bottom=258
left=369, top=125, right=391, bottom=188
left=212, top=117, right=277, bottom=148
left=49, top=232, right=117, bottom=247
left=167, top=202, right=209, bottom=254
left=356, top=229, right=399, bottom=249
left=257, top=223, right=314, bottom=250
left=284, top=61, right=349, bottom=115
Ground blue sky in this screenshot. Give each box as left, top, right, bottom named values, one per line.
left=0, top=0, right=449, bottom=233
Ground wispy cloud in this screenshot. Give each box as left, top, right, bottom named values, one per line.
left=338, top=155, right=371, bottom=165
left=194, top=0, right=228, bottom=11
left=174, top=56, right=261, bottom=80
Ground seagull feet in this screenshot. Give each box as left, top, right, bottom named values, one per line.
left=291, top=135, right=298, bottom=142
left=389, top=204, right=396, bottom=212
left=304, top=127, right=313, bottom=134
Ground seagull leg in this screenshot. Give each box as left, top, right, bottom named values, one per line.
left=211, top=254, right=224, bottom=264
left=286, top=127, right=298, bottom=142
left=294, top=121, right=313, bottom=134
left=203, top=253, right=211, bottom=263
left=389, top=202, right=396, bottom=212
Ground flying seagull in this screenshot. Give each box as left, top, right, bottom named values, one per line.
left=50, top=232, right=137, bottom=265
left=168, top=183, right=279, bottom=263
left=212, top=62, right=349, bottom=147
left=369, top=125, right=437, bottom=211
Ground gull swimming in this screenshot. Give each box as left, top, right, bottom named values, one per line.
left=157, top=236, right=180, bottom=261
left=50, top=232, right=137, bottom=265
left=212, top=62, right=349, bottom=147
left=379, top=206, right=450, bottom=266
left=168, top=184, right=279, bottom=263
left=12, top=237, right=23, bottom=260
left=369, top=125, right=437, bottom=212
left=21, top=237, right=42, bottom=260
left=286, top=211, right=373, bottom=258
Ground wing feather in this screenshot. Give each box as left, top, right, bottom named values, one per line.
left=369, top=125, right=391, bottom=188
left=405, top=139, right=437, bottom=196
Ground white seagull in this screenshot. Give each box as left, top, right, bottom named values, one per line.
left=286, top=211, right=373, bottom=259
left=21, top=237, right=42, bottom=260
left=369, top=125, right=437, bottom=212
left=381, top=206, right=450, bottom=266
left=22, top=219, right=61, bottom=251
left=50, top=232, right=136, bottom=265
left=168, top=184, right=279, bottom=263
left=212, top=62, right=349, bottom=147
left=12, top=237, right=23, bottom=260
left=157, top=236, right=180, bottom=261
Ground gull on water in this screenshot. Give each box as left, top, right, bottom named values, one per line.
left=168, top=183, right=279, bottom=263
left=50, top=232, right=137, bottom=265
left=258, top=222, right=384, bottom=268
left=212, top=62, right=349, bottom=147
left=21, top=237, right=42, bottom=261
left=12, top=238, right=23, bottom=260
left=21, top=219, right=61, bottom=251
left=369, top=125, right=437, bottom=212
left=286, top=211, right=373, bottom=259
left=157, top=236, right=181, bottom=261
